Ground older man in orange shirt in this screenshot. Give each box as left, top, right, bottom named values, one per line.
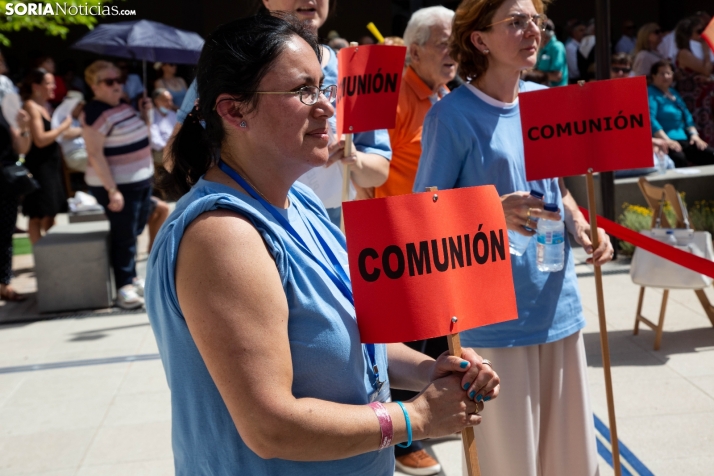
left=374, top=6, right=456, bottom=199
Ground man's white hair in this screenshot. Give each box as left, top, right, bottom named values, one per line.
left=403, top=6, right=455, bottom=63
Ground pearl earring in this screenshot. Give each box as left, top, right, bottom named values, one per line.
left=240, top=121, right=247, bottom=128
left=483, top=49, right=490, bottom=54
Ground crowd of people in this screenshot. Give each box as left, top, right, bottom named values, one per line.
left=0, top=51, right=174, bottom=308
left=556, top=12, right=714, bottom=172
left=0, top=1, right=713, bottom=475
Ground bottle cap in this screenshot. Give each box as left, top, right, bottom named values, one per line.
left=529, top=190, right=544, bottom=199
left=543, top=203, right=559, bottom=212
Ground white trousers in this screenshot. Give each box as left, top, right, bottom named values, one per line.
left=462, top=331, right=599, bottom=476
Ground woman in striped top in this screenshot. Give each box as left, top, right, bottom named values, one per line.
left=82, top=60, right=154, bottom=310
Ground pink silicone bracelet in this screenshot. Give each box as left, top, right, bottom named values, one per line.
left=368, top=401, right=393, bottom=450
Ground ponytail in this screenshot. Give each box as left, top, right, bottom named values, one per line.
left=158, top=106, right=215, bottom=200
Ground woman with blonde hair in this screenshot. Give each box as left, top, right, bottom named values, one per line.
left=632, top=23, right=664, bottom=76
left=414, top=0, right=613, bottom=474
left=82, top=60, right=154, bottom=309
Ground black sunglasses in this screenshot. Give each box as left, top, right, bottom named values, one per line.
left=653, top=29, right=662, bottom=35
left=98, top=77, right=125, bottom=86
left=611, top=66, right=631, bottom=74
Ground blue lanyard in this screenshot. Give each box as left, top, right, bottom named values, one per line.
left=217, top=160, right=380, bottom=384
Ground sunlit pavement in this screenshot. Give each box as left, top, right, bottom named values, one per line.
left=1, top=218, right=713, bottom=475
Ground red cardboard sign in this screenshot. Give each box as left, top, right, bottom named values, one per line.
left=336, top=45, right=406, bottom=135
left=520, top=76, right=653, bottom=181
left=343, top=186, right=518, bottom=344
left=703, top=17, right=714, bottom=51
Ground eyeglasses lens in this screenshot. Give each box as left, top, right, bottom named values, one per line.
left=512, top=15, right=544, bottom=31
left=299, top=87, right=318, bottom=105
left=299, top=85, right=337, bottom=105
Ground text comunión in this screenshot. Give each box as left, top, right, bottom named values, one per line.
left=527, top=112, right=645, bottom=141
left=358, top=228, right=506, bottom=282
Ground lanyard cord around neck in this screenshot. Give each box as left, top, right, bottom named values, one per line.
left=217, top=160, right=380, bottom=382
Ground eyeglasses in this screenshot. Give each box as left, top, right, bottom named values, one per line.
left=214, top=85, right=337, bottom=109
left=611, top=66, right=631, bottom=74
left=484, top=13, right=546, bottom=32
left=98, top=77, right=125, bottom=87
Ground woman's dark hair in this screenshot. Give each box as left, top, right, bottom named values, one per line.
left=20, top=68, right=49, bottom=100
left=674, top=16, right=701, bottom=51
left=649, top=59, right=672, bottom=79
left=161, top=12, right=321, bottom=199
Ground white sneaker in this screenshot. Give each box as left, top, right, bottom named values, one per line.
left=132, top=277, right=145, bottom=297
left=117, top=284, right=144, bottom=310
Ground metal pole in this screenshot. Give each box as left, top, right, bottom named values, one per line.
left=595, top=0, right=617, bottom=256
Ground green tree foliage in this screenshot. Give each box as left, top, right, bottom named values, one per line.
left=0, top=1, right=112, bottom=47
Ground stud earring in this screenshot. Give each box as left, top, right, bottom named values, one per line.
left=483, top=49, right=490, bottom=54
left=240, top=121, right=247, bottom=128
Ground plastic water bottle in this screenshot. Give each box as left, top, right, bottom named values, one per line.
left=655, top=151, right=667, bottom=175
left=664, top=230, right=677, bottom=246
left=536, top=203, right=565, bottom=272
left=509, top=190, right=545, bottom=256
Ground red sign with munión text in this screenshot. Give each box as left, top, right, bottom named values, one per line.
left=336, top=45, right=406, bottom=135
left=343, top=186, right=518, bottom=344
left=520, top=76, right=653, bottom=181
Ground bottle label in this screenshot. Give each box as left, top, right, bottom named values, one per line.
left=537, top=231, right=564, bottom=245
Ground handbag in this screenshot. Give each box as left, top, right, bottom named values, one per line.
left=1, top=159, right=39, bottom=197
left=630, top=228, right=713, bottom=290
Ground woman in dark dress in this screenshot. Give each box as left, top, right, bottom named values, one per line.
left=0, top=105, right=32, bottom=301
left=20, top=69, right=72, bottom=243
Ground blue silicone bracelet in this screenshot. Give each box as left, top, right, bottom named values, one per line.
left=395, top=401, right=412, bottom=448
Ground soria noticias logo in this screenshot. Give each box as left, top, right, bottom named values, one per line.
left=4, top=3, right=136, bottom=16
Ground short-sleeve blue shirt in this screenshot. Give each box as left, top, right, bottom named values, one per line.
left=413, top=82, right=585, bottom=348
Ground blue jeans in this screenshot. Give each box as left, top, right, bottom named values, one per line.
left=90, top=183, right=152, bottom=290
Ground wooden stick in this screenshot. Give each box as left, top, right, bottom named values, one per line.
left=340, top=133, right=353, bottom=233
left=425, top=186, right=481, bottom=476
left=447, top=332, right=482, bottom=476
left=585, top=171, right=622, bottom=476
left=340, top=41, right=360, bottom=233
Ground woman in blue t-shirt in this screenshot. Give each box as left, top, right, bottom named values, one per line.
left=414, top=0, right=614, bottom=474
left=147, top=13, right=500, bottom=476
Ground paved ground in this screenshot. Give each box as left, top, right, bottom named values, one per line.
left=1, top=216, right=713, bottom=475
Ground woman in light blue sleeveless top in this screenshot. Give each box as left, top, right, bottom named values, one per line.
left=146, top=13, right=500, bottom=476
